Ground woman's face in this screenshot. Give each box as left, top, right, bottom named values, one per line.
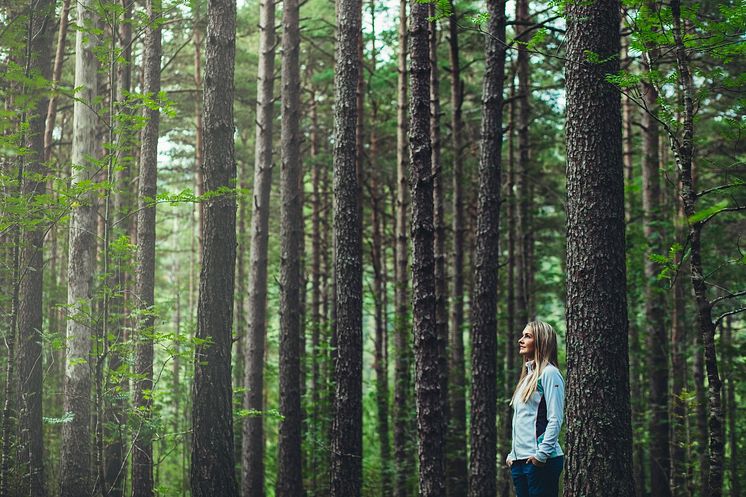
left=518, top=326, right=535, bottom=359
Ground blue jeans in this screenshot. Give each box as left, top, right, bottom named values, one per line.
left=510, top=456, right=563, bottom=497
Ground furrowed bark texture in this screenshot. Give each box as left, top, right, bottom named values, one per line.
left=394, top=1, right=414, bottom=495
left=446, top=3, right=467, bottom=493
left=189, top=0, right=238, bottom=494
left=329, top=0, right=363, bottom=492
left=60, top=1, right=98, bottom=494
left=277, top=0, right=303, bottom=493
left=564, top=1, right=634, bottom=496
left=17, top=3, right=54, bottom=496
left=409, top=2, right=445, bottom=496
left=468, top=0, right=505, bottom=495
left=132, top=0, right=161, bottom=494
left=241, top=0, right=275, bottom=492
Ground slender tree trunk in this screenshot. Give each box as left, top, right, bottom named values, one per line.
left=44, top=0, right=71, bottom=163
left=394, top=1, right=414, bottom=495
left=641, top=30, right=670, bottom=497
left=276, top=0, right=303, bottom=493
left=514, top=0, right=530, bottom=332
left=60, top=1, right=98, bottom=493
left=564, top=0, right=634, bottom=494
left=329, top=0, right=363, bottom=492
left=367, top=5, right=391, bottom=491
left=308, top=87, right=323, bottom=497
left=669, top=4, right=723, bottom=495
left=16, top=3, right=54, bottom=496
left=724, top=318, right=739, bottom=497
left=467, top=0, right=505, bottom=495
left=193, top=8, right=204, bottom=259
left=189, top=0, right=238, bottom=493
left=241, top=0, right=275, bottom=493
left=132, top=0, right=161, bottom=494
left=446, top=4, right=467, bottom=494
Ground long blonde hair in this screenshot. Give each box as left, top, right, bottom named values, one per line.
left=511, top=321, right=559, bottom=404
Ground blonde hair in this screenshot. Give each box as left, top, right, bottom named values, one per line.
left=511, top=320, right=559, bottom=404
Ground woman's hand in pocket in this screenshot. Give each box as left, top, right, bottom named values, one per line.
left=527, top=456, right=545, bottom=467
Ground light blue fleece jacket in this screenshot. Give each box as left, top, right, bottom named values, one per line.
left=508, top=361, right=565, bottom=463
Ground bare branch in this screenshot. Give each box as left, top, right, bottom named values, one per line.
left=714, top=307, right=746, bottom=330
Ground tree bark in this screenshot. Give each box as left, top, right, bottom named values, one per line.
left=16, top=3, right=54, bottom=496
left=241, top=0, right=275, bottom=492
left=189, top=0, right=238, bottom=493
left=60, top=1, right=98, bottom=493
left=409, top=1, right=445, bottom=495
left=276, top=0, right=303, bottom=493
left=564, top=0, right=634, bottom=494
left=467, top=0, right=505, bottom=495
left=132, top=0, right=161, bottom=494
left=329, top=0, right=363, bottom=492
left=446, top=4, right=467, bottom=494
left=394, top=1, right=414, bottom=495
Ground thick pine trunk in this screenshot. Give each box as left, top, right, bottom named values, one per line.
left=189, top=0, right=238, bottom=493
left=564, top=0, right=634, bottom=495
left=241, top=0, right=275, bottom=492
left=329, top=0, right=363, bottom=493
left=446, top=4, right=467, bottom=494
left=132, top=0, right=161, bottom=494
left=467, top=0, right=505, bottom=495
left=409, top=2, right=445, bottom=496
left=276, top=0, right=304, bottom=493
left=394, top=1, right=414, bottom=495
left=17, top=4, right=54, bottom=496
left=60, top=1, right=98, bottom=494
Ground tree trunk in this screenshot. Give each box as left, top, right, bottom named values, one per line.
left=44, top=0, right=71, bottom=163
left=276, top=0, right=303, bottom=492
left=409, top=1, right=445, bottom=495
left=446, top=4, right=467, bottom=494
left=132, top=0, right=161, bottom=494
left=669, top=3, right=724, bottom=495
left=189, top=0, right=238, bottom=493
left=467, top=0, right=505, bottom=495
left=564, top=0, right=634, bottom=494
left=241, top=0, right=275, bottom=492
left=329, top=0, right=363, bottom=493
left=394, top=1, right=414, bottom=495
left=16, top=3, right=54, bottom=496
left=60, top=1, right=99, bottom=493
left=724, top=318, right=739, bottom=497
left=641, top=29, right=670, bottom=497
left=514, top=0, right=531, bottom=332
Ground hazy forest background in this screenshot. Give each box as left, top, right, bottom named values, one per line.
left=0, top=0, right=744, bottom=495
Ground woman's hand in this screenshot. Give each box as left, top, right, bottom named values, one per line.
left=527, top=456, right=545, bottom=467
left=506, top=456, right=513, bottom=468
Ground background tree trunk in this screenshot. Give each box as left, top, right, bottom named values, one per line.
left=564, top=0, right=634, bottom=494
left=241, top=0, right=276, bottom=492
left=132, top=0, right=161, bottom=494
left=277, top=0, right=304, bottom=492
left=446, top=4, right=467, bottom=494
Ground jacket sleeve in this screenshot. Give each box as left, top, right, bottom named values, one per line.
left=535, top=367, right=564, bottom=462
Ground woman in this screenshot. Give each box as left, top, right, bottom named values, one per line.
left=506, top=320, right=565, bottom=497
